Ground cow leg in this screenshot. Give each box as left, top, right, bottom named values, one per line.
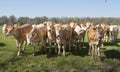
left=68, top=40, right=71, bottom=51
left=43, top=40, right=47, bottom=52
left=16, top=40, right=19, bottom=48
left=57, top=43, right=61, bottom=55
left=95, top=44, right=97, bottom=56
left=97, top=46, right=100, bottom=57
left=88, top=43, right=92, bottom=55
left=33, top=43, right=36, bottom=56
left=48, top=39, right=52, bottom=53
left=55, top=43, right=58, bottom=53
left=62, top=43, right=66, bottom=56
left=17, top=41, right=23, bottom=56
left=91, top=44, right=95, bottom=58
left=23, top=40, right=27, bottom=51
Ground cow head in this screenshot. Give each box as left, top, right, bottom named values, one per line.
left=6, top=26, right=15, bottom=36
left=54, top=24, right=62, bottom=39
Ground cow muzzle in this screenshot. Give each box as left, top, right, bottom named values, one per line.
left=56, top=35, right=60, bottom=39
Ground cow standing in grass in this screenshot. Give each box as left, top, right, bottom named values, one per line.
left=26, top=24, right=47, bottom=55
left=43, top=21, right=57, bottom=53
left=6, top=24, right=32, bottom=56
left=54, top=24, right=72, bottom=56
left=88, top=25, right=104, bottom=58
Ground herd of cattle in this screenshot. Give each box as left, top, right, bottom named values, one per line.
left=2, top=21, right=120, bottom=58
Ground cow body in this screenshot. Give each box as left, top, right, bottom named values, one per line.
left=26, top=24, right=47, bottom=55
left=88, top=25, right=103, bottom=58
left=55, top=24, right=72, bottom=56
left=6, top=24, right=32, bottom=56
left=43, top=21, right=57, bottom=53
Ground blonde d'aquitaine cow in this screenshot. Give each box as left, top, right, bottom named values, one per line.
left=43, top=21, right=57, bottom=53
left=26, top=24, right=47, bottom=55
left=54, top=24, right=72, bottom=56
left=6, top=24, right=32, bottom=56
left=88, top=25, right=104, bottom=58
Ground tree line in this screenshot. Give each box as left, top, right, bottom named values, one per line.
left=0, top=15, right=120, bottom=25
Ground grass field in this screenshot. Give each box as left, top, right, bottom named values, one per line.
left=0, top=26, right=120, bottom=72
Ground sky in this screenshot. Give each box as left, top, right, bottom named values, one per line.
left=0, top=0, right=120, bottom=18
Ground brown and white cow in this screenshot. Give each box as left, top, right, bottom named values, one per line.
left=6, top=24, right=32, bottom=56
left=100, top=23, right=110, bottom=43
left=26, top=24, right=47, bottom=55
left=43, top=21, right=57, bottom=53
left=88, top=25, right=104, bottom=58
left=54, top=24, right=72, bottom=56
left=69, top=22, right=86, bottom=49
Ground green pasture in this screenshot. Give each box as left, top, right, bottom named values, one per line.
left=0, top=26, right=120, bottom=72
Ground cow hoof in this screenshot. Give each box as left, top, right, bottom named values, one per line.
left=33, top=53, right=37, bottom=56
left=17, top=53, right=20, bottom=56
left=20, top=50, right=24, bottom=54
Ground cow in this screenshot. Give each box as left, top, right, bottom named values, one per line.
left=88, top=25, right=104, bottom=58
left=109, top=25, right=119, bottom=42
left=2, top=24, right=8, bottom=39
left=43, top=21, right=57, bottom=53
left=100, top=23, right=110, bottom=43
left=26, top=24, right=47, bottom=55
left=6, top=24, right=32, bottom=56
left=69, top=22, right=86, bottom=49
left=54, top=24, right=72, bottom=56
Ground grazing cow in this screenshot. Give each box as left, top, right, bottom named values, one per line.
left=26, top=24, right=47, bottom=55
left=54, top=24, right=72, bottom=56
left=6, top=24, right=32, bottom=56
left=88, top=25, right=104, bottom=58
left=2, top=24, right=8, bottom=39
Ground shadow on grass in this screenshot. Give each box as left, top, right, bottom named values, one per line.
left=104, top=49, right=120, bottom=60
left=46, top=42, right=90, bottom=58
left=0, top=43, right=6, bottom=47
left=103, top=38, right=120, bottom=47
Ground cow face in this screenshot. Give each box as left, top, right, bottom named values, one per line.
left=54, top=25, right=62, bottom=39
left=6, top=26, right=14, bottom=36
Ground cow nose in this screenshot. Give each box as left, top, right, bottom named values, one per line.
left=48, top=29, right=51, bottom=32
left=56, top=35, right=60, bottom=38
